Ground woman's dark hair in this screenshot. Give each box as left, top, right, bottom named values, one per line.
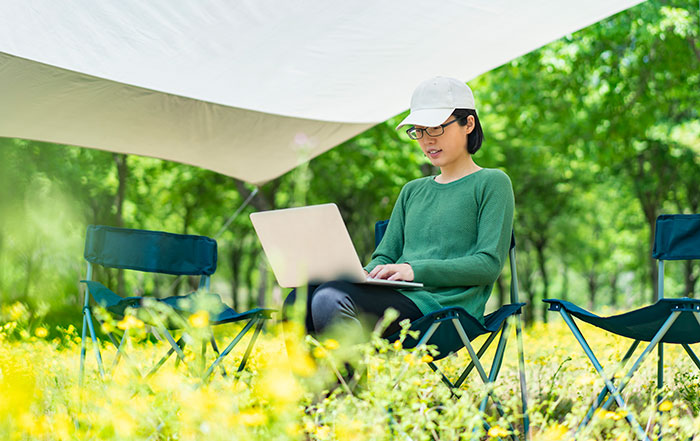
left=451, top=108, right=484, bottom=154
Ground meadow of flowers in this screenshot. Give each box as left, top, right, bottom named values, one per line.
left=1, top=300, right=700, bottom=441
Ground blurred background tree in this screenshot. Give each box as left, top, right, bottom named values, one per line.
left=0, top=0, right=697, bottom=327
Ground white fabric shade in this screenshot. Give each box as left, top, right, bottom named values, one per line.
left=0, top=0, right=643, bottom=184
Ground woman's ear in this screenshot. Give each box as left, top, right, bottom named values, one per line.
left=464, top=115, right=475, bottom=135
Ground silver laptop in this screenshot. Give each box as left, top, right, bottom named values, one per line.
left=250, top=203, right=423, bottom=289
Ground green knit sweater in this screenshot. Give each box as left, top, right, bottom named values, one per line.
left=364, top=168, right=514, bottom=321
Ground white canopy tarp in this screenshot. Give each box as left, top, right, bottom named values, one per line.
left=0, top=0, right=643, bottom=184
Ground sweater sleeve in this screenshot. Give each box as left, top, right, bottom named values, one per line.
left=363, top=185, right=409, bottom=272
left=409, top=172, right=514, bottom=287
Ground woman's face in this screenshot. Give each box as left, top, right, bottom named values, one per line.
left=415, top=116, right=474, bottom=169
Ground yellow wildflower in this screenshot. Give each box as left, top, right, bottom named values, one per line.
left=188, top=310, right=210, bottom=328
left=34, top=327, right=48, bottom=338
left=323, top=338, right=339, bottom=350
left=488, top=425, right=510, bottom=438
left=8, top=302, right=27, bottom=321
left=314, top=425, right=331, bottom=439
left=540, top=423, right=568, bottom=439
left=285, top=422, right=302, bottom=436
left=100, top=322, right=114, bottom=333
left=393, top=340, right=402, bottom=350
left=288, top=350, right=316, bottom=377
left=237, top=409, right=267, bottom=427
left=117, top=315, right=145, bottom=330
left=421, top=354, right=434, bottom=363
left=658, top=400, right=672, bottom=412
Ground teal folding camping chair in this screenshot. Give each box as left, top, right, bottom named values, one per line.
left=544, top=214, right=700, bottom=440
left=79, top=225, right=274, bottom=383
left=375, top=220, right=530, bottom=441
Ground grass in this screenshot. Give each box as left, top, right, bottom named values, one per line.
left=1, top=301, right=700, bottom=440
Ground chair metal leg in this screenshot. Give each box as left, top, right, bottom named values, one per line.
left=236, top=318, right=265, bottom=373
left=657, top=343, right=664, bottom=401
left=427, top=361, right=456, bottom=390
left=682, top=344, right=700, bottom=370
left=580, top=340, right=640, bottom=428
left=560, top=309, right=680, bottom=441
left=203, top=318, right=258, bottom=381
left=104, top=329, right=146, bottom=378
left=454, top=330, right=499, bottom=388
left=109, top=330, right=129, bottom=373
left=210, top=337, right=228, bottom=377
left=452, top=319, right=511, bottom=422
left=451, top=319, right=516, bottom=441
left=79, top=311, right=88, bottom=384
left=84, top=307, right=105, bottom=379
left=514, top=313, right=530, bottom=441
left=558, top=310, right=648, bottom=440
left=200, top=340, right=207, bottom=375
left=479, top=321, right=519, bottom=441
left=598, top=312, right=680, bottom=414
left=479, top=320, right=511, bottom=414
left=174, top=337, right=188, bottom=368
left=146, top=337, right=184, bottom=378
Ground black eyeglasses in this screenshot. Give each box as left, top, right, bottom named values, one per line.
left=405, top=117, right=465, bottom=140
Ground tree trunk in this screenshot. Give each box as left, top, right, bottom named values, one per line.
left=230, top=244, right=242, bottom=311
left=520, top=256, right=535, bottom=326
left=113, top=154, right=128, bottom=296
left=684, top=260, right=697, bottom=298
left=257, top=263, right=267, bottom=308
left=609, top=272, right=619, bottom=307
left=559, top=264, right=569, bottom=302
left=535, top=242, right=549, bottom=323
left=587, top=272, right=597, bottom=310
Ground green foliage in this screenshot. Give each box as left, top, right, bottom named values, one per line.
left=0, top=0, right=698, bottom=322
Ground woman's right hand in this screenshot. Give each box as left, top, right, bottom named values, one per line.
left=368, top=263, right=415, bottom=281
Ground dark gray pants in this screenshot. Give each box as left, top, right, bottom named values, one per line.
left=283, top=281, right=423, bottom=337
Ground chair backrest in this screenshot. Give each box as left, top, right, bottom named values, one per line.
left=84, top=225, right=217, bottom=276
left=653, top=214, right=700, bottom=261
left=373, top=221, right=519, bottom=303
left=652, top=214, right=700, bottom=299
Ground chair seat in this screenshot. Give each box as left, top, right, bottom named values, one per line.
left=544, top=298, right=700, bottom=344
left=82, top=280, right=273, bottom=328
left=388, top=303, right=525, bottom=360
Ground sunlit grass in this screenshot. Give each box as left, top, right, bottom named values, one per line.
left=1, top=303, right=700, bottom=440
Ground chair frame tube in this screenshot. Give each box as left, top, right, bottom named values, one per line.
left=510, top=246, right=530, bottom=440
left=557, top=307, right=681, bottom=441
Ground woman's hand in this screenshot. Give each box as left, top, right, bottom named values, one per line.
left=368, top=263, right=414, bottom=281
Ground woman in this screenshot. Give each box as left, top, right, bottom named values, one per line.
left=284, top=76, right=514, bottom=338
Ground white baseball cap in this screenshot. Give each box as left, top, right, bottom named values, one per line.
left=397, top=76, right=476, bottom=129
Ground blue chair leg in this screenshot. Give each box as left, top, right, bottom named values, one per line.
left=147, top=336, right=185, bottom=378
left=452, top=319, right=517, bottom=440
left=84, top=306, right=106, bottom=379
left=558, top=308, right=681, bottom=441
left=79, top=311, right=88, bottom=384
left=514, top=313, right=530, bottom=441
left=682, top=344, right=700, bottom=370
left=580, top=340, right=640, bottom=428
left=203, top=317, right=259, bottom=381
left=478, top=320, right=511, bottom=413
left=454, top=330, right=499, bottom=388
left=210, top=337, right=228, bottom=377
left=236, top=318, right=266, bottom=373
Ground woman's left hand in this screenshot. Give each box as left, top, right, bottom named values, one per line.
left=369, top=263, right=414, bottom=282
